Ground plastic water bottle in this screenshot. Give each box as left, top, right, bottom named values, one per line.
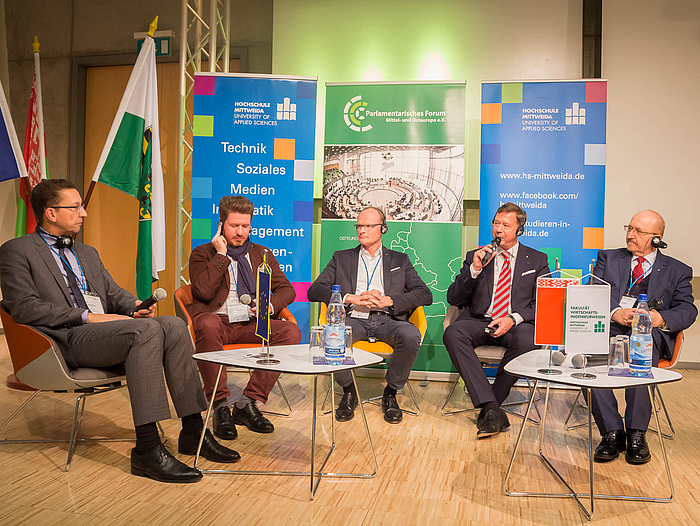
left=325, top=285, right=346, bottom=365
left=629, top=293, right=653, bottom=377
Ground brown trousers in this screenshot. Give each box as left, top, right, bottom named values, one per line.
left=192, top=312, right=301, bottom=403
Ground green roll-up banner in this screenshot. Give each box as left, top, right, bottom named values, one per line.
left=322, top=81, right=466, bottom=374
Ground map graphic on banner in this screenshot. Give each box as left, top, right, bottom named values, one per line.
left=191, top=73, right=317, bottom=341
left=479, top=81, right=607, bottom=277
left=323, top=82, right=465, bottom=373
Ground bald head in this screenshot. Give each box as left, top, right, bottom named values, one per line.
left=626, top=210, right=665, bottom=256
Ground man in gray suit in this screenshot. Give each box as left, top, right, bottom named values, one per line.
left=0, top=179, right=238, bottom=483
left=308, top=207, right=432, bottom=423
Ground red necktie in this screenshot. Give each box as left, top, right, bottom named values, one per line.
left=492, top=252, right=512, bottom=320
left=632, top=257, right=644, bottom=282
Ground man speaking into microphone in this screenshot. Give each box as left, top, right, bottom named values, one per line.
left=443, top=202, right=549, bottom=438
left=590, top=210, right=696, bottom=465
left=188, top=196, right=300, bottom=440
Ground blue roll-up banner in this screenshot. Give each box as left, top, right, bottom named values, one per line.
left=479, top=80, right=607, bottom=276
left=192, top=73, right=317, bottom=341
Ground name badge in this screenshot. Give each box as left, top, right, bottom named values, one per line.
left=350, top=305, right=370, bottom=319
left=619, top=295, right=636, bottom=309
left=84, top=292, right=104, bottom=314
left=227, top=299, right=250, bottom=323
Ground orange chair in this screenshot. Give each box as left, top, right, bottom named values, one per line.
left=0, top=303, right=130, bottom=471
left=318, top=302, right=427, bottom=416
left=174, top=284, right=296, bottom=416
left=650, top=330, right=684, bottom=439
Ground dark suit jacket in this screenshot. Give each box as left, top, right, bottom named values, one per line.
left=447, top=243, right=550, bottom=323
left=593, top=248, right=697, bottom=357
left=0, top=231, right=137, bottom=365
left=307, top=245, right=432, bottom=320
left=187, top=241, right=295, bottom=319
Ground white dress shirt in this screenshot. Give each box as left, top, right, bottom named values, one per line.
left=470, top=242, right=523, bottom=325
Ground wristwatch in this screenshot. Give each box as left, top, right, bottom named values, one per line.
left=507, top=314, right=517, bottom=325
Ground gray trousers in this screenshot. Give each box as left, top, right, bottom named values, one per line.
left=335, top=313, right=421, bottom=391
left=67, top=316, right=207, bottom=427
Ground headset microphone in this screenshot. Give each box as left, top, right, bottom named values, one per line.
left=131, top=288, right=167, bottom=316
left=651, top=236, right=667, bottom=249
left=55, top=235, right=74, bottom=249
left=480, top=237, right=501, bottom=266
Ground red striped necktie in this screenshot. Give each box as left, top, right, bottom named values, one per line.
left=492, top=251, right=512, bottom=320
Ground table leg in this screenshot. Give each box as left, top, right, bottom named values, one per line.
left=504, top=379, right=539, bottom=494
left=310, top=374, right=318, bottom=499
left=194, top=364, right=223, bottom=469
left=650, top=385, right=675, bottom=501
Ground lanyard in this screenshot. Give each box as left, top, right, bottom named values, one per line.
left=627, top=259, right=652, bottom=294
left=39, top=234, right=88, bottom=293
left=361, top=253, right=382, bottom=291
left=228, top=260, right=238, bottom=290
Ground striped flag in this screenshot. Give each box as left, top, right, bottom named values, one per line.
left=90, top=36, right=165, bottom=300
left=15, top=37, right=48, bottom=237
left=0, top=80, right=28, bottom=184
left=255, top=259, right=272, bottom=342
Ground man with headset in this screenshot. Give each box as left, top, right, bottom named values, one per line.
left=590, top=210, right=696, bottom=464
left=0, top=179, right=239, bottom=483
left=443, top=202, right=549, bottom=438
left=308, top=206, right=432, bottom=424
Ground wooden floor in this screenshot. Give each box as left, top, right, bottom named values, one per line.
left=0, top=336, right=699, bottom=525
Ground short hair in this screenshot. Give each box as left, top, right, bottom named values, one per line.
left=360, top=206, right=386, bottom=224
left=30, top=179, right=78, bottom=226
left=219, top=195, right=254, bottom=222
left=495, top=202, right=527, bottom=229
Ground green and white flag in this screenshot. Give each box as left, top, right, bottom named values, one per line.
left=91, top=36, right=165, bottom=300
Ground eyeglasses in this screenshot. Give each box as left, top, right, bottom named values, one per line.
left=354, top=223, right=382, bottom=231
left=51, top=204, right=85, bottom=212
left=623, top=225, right=657, bottom=236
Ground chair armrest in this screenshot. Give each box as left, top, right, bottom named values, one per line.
left=276, top=307, right=297, bottom=324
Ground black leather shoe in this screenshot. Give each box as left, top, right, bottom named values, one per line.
left=476, top=408, right=510, bottom=438
left=131, top=443, right=202, bottom=483
left=178, top=429, right=241, bottom=463
left=335, top=390, right=358, bottom=422
left=594, top=429, right=626, bottom=462
left=626, top=429, right=651, bottom=464
left=382, top=393, right=403, bottom=424
left=212, top=405, right=238, bottom=440
left=232, top=401, right=274, bottom=433
left=476, top=408, right=487, bottom=427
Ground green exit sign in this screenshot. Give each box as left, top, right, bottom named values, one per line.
left=134, top=30, right=175, bottom=57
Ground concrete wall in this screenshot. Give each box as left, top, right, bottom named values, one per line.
left=0, top=0, right=272, bottom=203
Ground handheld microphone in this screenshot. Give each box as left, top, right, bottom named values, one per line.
left=131, top=288, right=167, bottom=316
left=239, top=294, right=251, bottom=305
left=571, top=353, right=608, bottom=369
left=480, top=237, right=501, bottom=266
left=551, top=350, right=566, bottom=366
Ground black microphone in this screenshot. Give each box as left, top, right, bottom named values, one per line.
left=131, top=288, right=167, bottom=316
left=648, top=297, right=663, bottom=310
left=480, top=237, right=501, bottom=266
left=571, top=353, right=608, bottom=369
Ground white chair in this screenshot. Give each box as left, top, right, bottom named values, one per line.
left=441, top=306, right=541, bottom=423
left=0, top=303, right=133, bottom=472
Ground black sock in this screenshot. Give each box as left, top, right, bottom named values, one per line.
left=343, top=383, right=356, bottom=394
left=134, top=422, right=160, bottom=454
left=479, top=401, right=499, bottom=412
left=181, top=413, right=204, bottom=436
left=383, top=385, right=397, bottom=397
